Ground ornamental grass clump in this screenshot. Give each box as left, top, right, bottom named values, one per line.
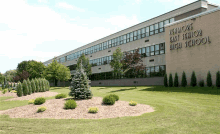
left=88, top=107, right=98, bottom=113
left=37, top=106, right=47, bottom=113
left=129, top=100, right=137, bottom=106
left=64, top=99, right=77, bottom=109
left=28, top=99, right=35, bottom=104
left=34, top=97, right=46, bottom=105
left=109, top=94, right=119, bottom=101
left=102, top=95, right=115, bottom=105
left=55, top=93, right=67, bottom=99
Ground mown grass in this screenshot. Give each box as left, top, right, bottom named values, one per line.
left=0, top=86, right=220, bottom=134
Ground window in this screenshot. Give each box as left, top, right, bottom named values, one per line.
left=126, top=33, right=130, bottom=43
left=94, top=46, right=97, bottom=53
left=164, top=19, right=169, bottom=26
left=154, top=23, right=159, bottom=34
left=150, top=66, right=155, bottom=76
left=159, top=21, right=164, bottom=32
left=133, top=31, right=137, bottom=41
left=151, top=45, right=155, bottom=56
left=146, top=46, right=150, bottom=57
left=100, top=44, right=102, bottom=51
left=120, top=36, right=123, bottom=45
left=123, top=35, right=126, bottom=44
left=170, top=18, right=175, bottom=23
left=89, top=60, right=93, bottom=64
left=141, top=28, right=146, bottom=38
left=160, top=43, right=165, bottom=54
left=77, top=51, right=80, bottom=58
left=146, top=27, right=149, bottom=37
left=137, top=29, right=141, bottom=39
left=155, top=44, right=160, bottom=55
left=67, top=55, right=72, bottom=61
left=150, top=25, right=154, bottom=35
left=103, top=42, right=106, bottom=50
left=130, top=32, right=133, bottom=42
left=60, top=57, right=65, bottom=63
left=108, top=40, right=112, bottom=48
left=88, top=48, right=91, bottom=54
left=155, top=66, right=159, bottom=73
left=103, top=56, right=107, bottom=64
left=141, top=47, right=146, bottom=57
left=90, top=46, right=93, bottom=54
left=97, top=45, right=99, bottom=52
left=112, top=39, right=115, bottom=47
left=115, top=38, right=118, bottom=46
left=106, top=41, right=108, bottom=49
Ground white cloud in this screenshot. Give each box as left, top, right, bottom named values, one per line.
left=56, top=2, right=85, bottom=12
left=38, top=0, right=48, bottom=3
left=105, top=15, right=139, bottom=29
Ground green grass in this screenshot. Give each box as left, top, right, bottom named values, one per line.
left=0, top=86, right=220, bottom=134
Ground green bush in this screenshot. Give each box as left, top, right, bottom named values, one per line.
left=28, top=99, right=35, bottom=104
left=22, top=80, right=29, bottom=96
left=11, top=90, right=17, bottom=93
left=31, top=79, right=36, bottom=93
left=102, top=95, right=115, bottom=105
left=109, top=94, right=119, bottom=101
left=35, top=79, right=39, bottom=92
left=169, top=73, right=173, bottom=87
left=88, top=107, right=98, bottom=113
left=190, top=71, right=197, bottom=87
left=27, top=79, right=32, bottom=95
left=34, top=97, right=46, bottom=105
left=174, top=73, right=179, bottom=87
left=129, top=100, right=137, bottom=106
left=216, top=71, right=220, bottom=88
left=164, top=73, right=168, bottom=87
left=37, top=106, right=47, bottom=113
left=55, top=93, right=67, bottom=99
left=64, top=100, right=77, bottom=109
left=17, top=82, right=23, bottom=97
left=2, top=89, right=7, bottom=94
left=41, top=79, right=45, bottom=92
left=199, top=80, right=205, bottom=87
left=181, top=71, right=187, bottom=87
left=207, top=71, right=212, bottom=87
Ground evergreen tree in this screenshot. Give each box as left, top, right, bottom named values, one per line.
left=190, top=71, right=197, bottom=87
left=164, top=73, right=168, bottom=87
left=31, top=79, right=36, bottom=93
left=27, top=79, right=32, bottom=95
left=181, top=71, right=187, bottom=87
left=38, top=79, right=42, bottom=92
left=69, top=62, right=93, bottom=99
left=42, top=79, right=46, bottom=92
left=207, top=71, right=212, bottom=87
left=35, top=78, right=39, bottom=92
left=17, top=82, right=23, bottom=97
left=174, top=72, right=179, bottom=87
left=216, top=71, right=220, bottom=88
left=169, top=73, right=173, bottom=87
left=22, top=80, right=29, bottom=96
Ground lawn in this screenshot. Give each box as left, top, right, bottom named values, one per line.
left=0, top=86, right=220, bottom=134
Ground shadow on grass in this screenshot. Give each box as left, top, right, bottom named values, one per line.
left=108, top=87, right=136, bottom=93
left=139, top=86, right=220, bottom=95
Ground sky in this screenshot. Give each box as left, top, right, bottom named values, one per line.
left=0, top=0, right=219, bottom=74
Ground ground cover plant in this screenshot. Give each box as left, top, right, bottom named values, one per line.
left=28, top=99, right=34, bottom=104
left=0, top=86, right=220, bottom=133
left=88, top=107, right=99, bottom=113
left=37, top=106, right=47, bottom=113
left=129, top=100, right=137, bottom=106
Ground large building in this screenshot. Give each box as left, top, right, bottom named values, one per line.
left=44, top=0, right=219, bottom=86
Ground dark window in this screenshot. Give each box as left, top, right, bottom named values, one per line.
left=141, top=47, right=146, bottom=57
left=160, top=43, right=165, bottom=54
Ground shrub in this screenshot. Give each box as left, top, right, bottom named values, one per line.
left=55, top=93, right=67, bottom=99
left=11, top=90, right=17, bottom=93
left=2, top=89, right=7, bottom=94
left=34, top=97, right=46, bottom=105
left=28, top=99, right=35, bottom=104
left=190, top=71, right=197, bottom=87
left=207, top=71, right=212, bottom=87
left=216, top=71, right=220, bottom=88
left=17, top=82, right=23, bottom=97
left=169, top=73, right=173, bottom=87
left=22, top=80, right=29, bottom=96
left=199, top=80, right=204, bottom=87
left=174, top=72, right=179, bottom=87
left=102, top=95, right=115, bottom=105
left=31, top=79, right=36, bottom=93
left=88, top=107, right=98, bottom=113
left=181, top=71, right=187, bottom=87
left=37, top=106, right=47, bottom=113
left=129, top=100, right=137, bottom=106
left=41, top=79, right=45, bottom=92
left=35, top=79, right=39, bottom=92
left=109, top=94, right=119, bottom=101
left=27, top=79, right=32, bottom=95
left=64, top=100, right=77, bottom=109
left=38, top=79, right=42, bottom=92
left=164, top=73, right=168, bottom=87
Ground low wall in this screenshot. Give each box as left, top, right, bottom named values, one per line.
left=91, top=77, right=164, bottom=86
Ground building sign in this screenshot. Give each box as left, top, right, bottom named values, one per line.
left=169, top=23, right=211, bottom=50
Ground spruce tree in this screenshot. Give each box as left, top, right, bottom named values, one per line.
left=27, top=79, right=32, bottom=95
left=31, top=79, right=36, bottom=93
left=17, top=82, right=23, bottom=97
left=216, top=71, right=220, bottom=88
left=22, top=80, right=29, bottom=96
left=181, top=71, right=187, bottom=87
left=174, top=72, right=179, bottom=87
left=190, top=71, right=197, bottom=87
left=69, top=62, right=93, bottom=99
left=169, top=73, right=173, bottom=87
left=35, top=78, right=39, bottom=92
left=164, top=73, right=168, bottom=87
left=207, top=71, right=212, bottom=87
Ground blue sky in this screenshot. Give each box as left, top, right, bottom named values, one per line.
left=0, top=0, right=219, bottom=74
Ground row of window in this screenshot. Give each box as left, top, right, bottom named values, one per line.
left=54, top=18, right=174, bottom=63
left=88, top=65, right=166, bottom=81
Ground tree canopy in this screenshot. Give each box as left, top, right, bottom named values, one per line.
left=76, top=53, right=92, bottom=76
left=110, top=47, right=123, bottom=75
